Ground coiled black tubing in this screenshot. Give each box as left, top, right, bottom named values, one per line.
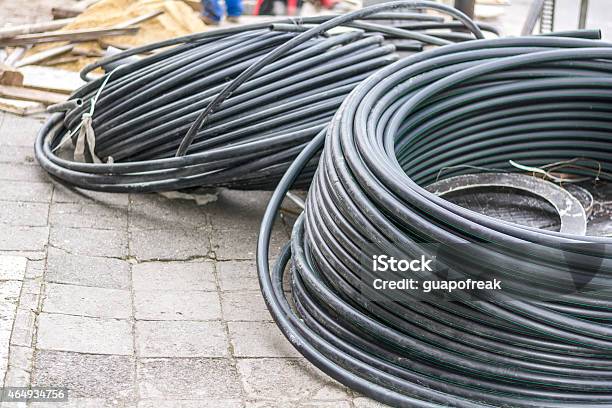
left=257, top=35, right=612, bottom=407
left=34, top=1, right=490, bottom=192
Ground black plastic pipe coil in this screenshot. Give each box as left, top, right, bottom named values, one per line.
left=34, top=2, right=491, bottom=192
left=257, top=35, right=612, bottom=407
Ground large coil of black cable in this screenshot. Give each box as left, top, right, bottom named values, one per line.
left=34, top=2, right=492, bottom=192
left=257, top=35, right=612, bottom=407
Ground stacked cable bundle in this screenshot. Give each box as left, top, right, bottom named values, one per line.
left=258, top=36, right=612, bottom=407
left=34, top=2, right=490, bottom=192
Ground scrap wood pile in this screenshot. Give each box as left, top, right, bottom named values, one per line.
left=0, top=0, right=206, bottom=115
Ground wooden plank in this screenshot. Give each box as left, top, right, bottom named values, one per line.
left=0, top=18, right=75, bottom=40
left=19, top=66, right=88, bottom=94
left=0, top=64, right=23, bottom=86
left=14, top=44, right=74, bottom=68
left=51, top=7, right=82, bottom=19
left=0, top=27, right=139, bottom=47
left=0, top=85, right=67, bottom=105
left=4, top=47, right=27, bottom=66
left=0, top=97, right=45, bottom=115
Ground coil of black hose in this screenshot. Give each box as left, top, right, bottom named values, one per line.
left=257, top=35, right=612, bottom=407
left=34, top=1, right=491, bottom=192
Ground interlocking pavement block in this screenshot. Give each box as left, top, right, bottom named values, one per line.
left=43, top=283, right=131, bottom=319
left=211, top=228, right=286, bottom=261
left=237, top=358, right=351, bottom=402
left=135, top=321, right=228, bottom=358
left=129, top=194, right=208, bottom=230
left=132, top=261, right=216, bottom=292
left=0, top=255, right=27, bottom=281
left=0, top=163, right=49, bottom=183
left=138, top=358, right=242, bottom=399
left=50, top=227, right=128, bottom=258
left=0, top=181, right=52, bottom=203
left=130, top=229, right=210, bottom=261
left=0, top=226, right=49, bottom=251
left=353, top=397, right=393, bottom=407
left=0, top=145, right=36, bottom=165
left=216, top=260, right=259, bottom=292
left=32, top=350, right=135, bottom=402
left=37, top=313, right=133, bottom=355
left=228, top=321, right=300, bottom=358
left=246, top=401, right=352, bottom=408
left=0, top=201, right=48, bottom=227
left=52, top=183, right=129, bottom=207
left=49, top=203, right=128, bottom=230
left=221, top=291, right=271, bottom=322
left=134, top=290, right=221, bottom=321
left=206, top=190, right=272, bottom=231
left=0, top=113, right=45, bottom=147
left=138, top=400, right=242, bottom=408
left=46, top=247, right=130, bottom=290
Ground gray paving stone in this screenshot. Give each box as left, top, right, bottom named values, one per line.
left=138, top=400, right=242, bottom=408
left=46, top=247, right=130, bottom=290
left=0, top=114, right=44, bottom=147
left=0, top=226, right=48, bottom=251
left=16, top=279, right=41, bottom=311
left=29, top=398, right=130, bottom=408
left=32, top=350, right=135, bottom=402
left=134, top=290, right=221, bottom=321
left=130, top=229, right=210, bottom=261
left=37, top=313, right=133, bottom=355
left=49, top=203, right=127, bottom=230
left=206, top=190, right=272, bottom=231
left=0, top=201, right=48, bottom=227
left=217, top=260, right=259, bottom=292
left=131, top=261, right=216, bottom=292
left=52, top=184, right=129, bottom=207
left=353, top=397, right=392, bottom=407
left=237, top=359, right=350, bottom=402
left=9, top=309, right=35, bottom=348
left=24, top=259, right=45, bottom=280
left=0, top=164, right=49, bottom=183
left=247, top=402, right=351, bottom=408
left=228, top=322, right=300, bottom=358
left=129, top=195, right=208, bottom=230
left=211, top=228, right=286, bottom=261
left=138, top=358, right=242, bottom=399
left=135, top=321, right=227, bottom=358
left=0, top=146, right=36, bottom=165
left=50, top=227, right=127, bottom=258
left=0, top=255, right=27, bottom=281
left=43, top=283, right=131, bottom=319
left=221, top=291, right=271, bottom=322
left=0, top=181, right=52, bottom=203
left=3, top=365, right=29, bottom=388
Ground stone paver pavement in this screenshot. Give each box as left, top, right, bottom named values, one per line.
left=0, top=112, right=373, bottom=407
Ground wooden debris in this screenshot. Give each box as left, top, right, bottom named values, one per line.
left=0, top=85, right=66, bottom=105
left=0, top=27, right=139, bottom=47
left=44, top=56, right=81, bottom=66
left=0, top=18, right=75, bottom=40
left=4, top=47, right=27, bottom=66
left=0, top=97, right=45, bottom=116
left=72, top=45, right=104, bottom=57
left=19, top=66, right=88, bottom=94
left=0, top=64, right=23, bottom=86
left=51, top=7, right=83, bottom=20
left=14, top=44, right=74, bottom=68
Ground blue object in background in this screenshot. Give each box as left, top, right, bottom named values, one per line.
left=201, top=0, right=243, bottom=22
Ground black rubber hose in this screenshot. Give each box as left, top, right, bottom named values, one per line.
left=35, top=1, right=484, bottom=192
left=257, top=36, right=612, bottom=407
